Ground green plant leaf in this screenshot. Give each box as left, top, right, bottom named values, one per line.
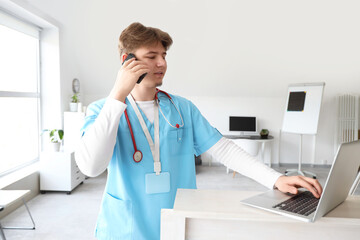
left=58, top=130, right=64, bottom=140
left=41, top=129, right=49, bottom=135
left=71, top=93, right=79, bottom=103
left=50, top=129, right=56, bottom=138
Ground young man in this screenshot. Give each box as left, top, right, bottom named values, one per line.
left=75, top=22, right=322, bottom=240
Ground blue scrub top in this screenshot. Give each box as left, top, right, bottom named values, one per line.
left=81, top=92, right=222, bottom=240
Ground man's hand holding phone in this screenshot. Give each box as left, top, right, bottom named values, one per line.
left=109, top=54, right=149, bottom=102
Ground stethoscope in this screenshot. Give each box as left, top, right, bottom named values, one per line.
left=124, top=89, right=184, bottom=163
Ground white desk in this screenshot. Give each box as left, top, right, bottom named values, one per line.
left=161, top=189, right=360, bottom=240
left=224, top=135, right=274, bottom=168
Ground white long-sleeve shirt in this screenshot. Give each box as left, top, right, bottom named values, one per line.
left=75, top=98, right=282, bottom=189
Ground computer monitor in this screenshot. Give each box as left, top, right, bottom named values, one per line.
left=229, top=116, right=257, bottom=135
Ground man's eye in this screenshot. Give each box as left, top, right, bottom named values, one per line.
left=147, top=56, right=155, bottom=59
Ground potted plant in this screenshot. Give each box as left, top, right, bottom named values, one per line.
left=69, top=93, right=79, bottom=112
left=42, top=129, right=64, bottom=151
left=260, top=129, right=269, bottom=139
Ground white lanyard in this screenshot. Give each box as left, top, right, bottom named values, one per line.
left=127, top=94, right=161, bottom=175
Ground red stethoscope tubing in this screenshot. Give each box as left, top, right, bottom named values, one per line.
left=155, top=88, right=171, bottom=100
left=124, top=110, right=141, bottom=162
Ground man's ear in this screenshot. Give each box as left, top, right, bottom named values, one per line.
left=121, top=53, right=128, bottom=64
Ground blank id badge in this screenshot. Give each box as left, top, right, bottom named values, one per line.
left=145, top=172, right=170, bottom=194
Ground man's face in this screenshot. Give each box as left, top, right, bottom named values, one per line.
left=133, top=42, right=167, bottom=87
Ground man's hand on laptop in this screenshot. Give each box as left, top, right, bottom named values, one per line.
left=274, top=175, right=323, bottom=198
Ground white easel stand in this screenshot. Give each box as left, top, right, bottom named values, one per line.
left=285, top=134, right=317, bottom=179
left=350, top=171, right=360, bottom=195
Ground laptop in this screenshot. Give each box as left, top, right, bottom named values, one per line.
left=241, top=140, right=360, bottom=222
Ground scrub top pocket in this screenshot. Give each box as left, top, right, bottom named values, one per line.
left=166, top=128, right=193, bottom=155
left=96, top=193, right=133, bottom=239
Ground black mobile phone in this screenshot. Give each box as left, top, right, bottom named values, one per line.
left=122, top=53, right=147, bottom=84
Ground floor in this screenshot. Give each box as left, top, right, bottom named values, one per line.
left=1, top=164, right=358, bottom=240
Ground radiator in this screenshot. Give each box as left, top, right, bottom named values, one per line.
left=336, top=94, right=359, bottom=149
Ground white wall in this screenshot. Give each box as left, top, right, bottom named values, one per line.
left=23, top=0, right=360, bottom=164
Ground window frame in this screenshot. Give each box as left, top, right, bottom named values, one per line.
left=0, top=10, right=42, bottom=177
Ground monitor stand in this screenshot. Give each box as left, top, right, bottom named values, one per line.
left=239, top=131, right=258, bottom=136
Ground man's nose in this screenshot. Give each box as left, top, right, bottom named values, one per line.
left=156, top=57, right=166, bottom=67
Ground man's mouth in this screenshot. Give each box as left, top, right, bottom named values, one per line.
left=154, top=71, right=164, bottom=76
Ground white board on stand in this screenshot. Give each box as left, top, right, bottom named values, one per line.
left=282, top=83, right=325, bottom=135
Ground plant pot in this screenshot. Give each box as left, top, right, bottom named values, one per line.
left=69, top=102, right=78, bottom=112
left=50, top=142, right=61, bottom=152
left=260, top=134, right=268, bottom=139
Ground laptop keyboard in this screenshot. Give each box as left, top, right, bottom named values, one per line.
left=273, top=191, right=319, bottom=216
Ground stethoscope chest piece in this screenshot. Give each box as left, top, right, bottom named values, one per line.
left=133, top=150, right=143, bottom=163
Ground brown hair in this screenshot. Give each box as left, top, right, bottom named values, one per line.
left=118, top=22, right=173, bottom=56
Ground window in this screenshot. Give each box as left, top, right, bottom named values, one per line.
left=0, top=11, right=41, bottom=175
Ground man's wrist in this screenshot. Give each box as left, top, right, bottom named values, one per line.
left=109, top=90, right=127, bottom=102
left=273, top=175, right=285, bottom=189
